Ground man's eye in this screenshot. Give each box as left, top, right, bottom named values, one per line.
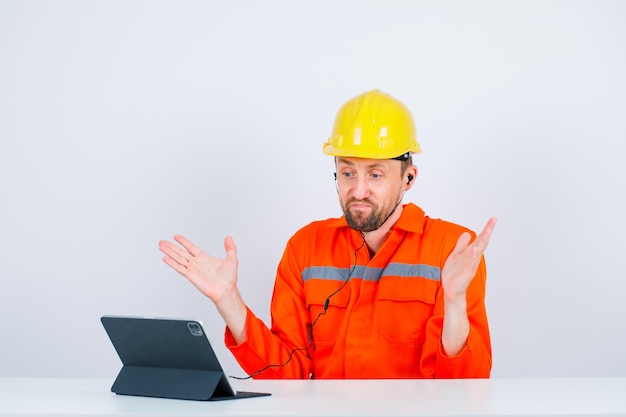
left=370, top=173, right=382, bottom=179
left=341, top=172, right=354, bottom=179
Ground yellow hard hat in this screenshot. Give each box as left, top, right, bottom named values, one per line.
left=323, top=89, right=421, bottom=159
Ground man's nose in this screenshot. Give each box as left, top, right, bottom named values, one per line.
left=352, top=176, right=370, bottom=200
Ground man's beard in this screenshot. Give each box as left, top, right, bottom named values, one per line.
left=342, top=196, right=401, bottom=232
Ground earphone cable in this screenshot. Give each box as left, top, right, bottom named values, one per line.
left=229, top=232, right=367, bottom=380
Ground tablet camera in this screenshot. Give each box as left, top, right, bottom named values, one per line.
left=187, top=322, right=204, bottom=336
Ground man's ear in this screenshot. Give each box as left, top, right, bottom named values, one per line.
left=405, top=166, right=418, bottom=190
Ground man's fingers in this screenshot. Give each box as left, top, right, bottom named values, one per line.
left=450, top=217, right=497, bottom=262
left=453, top=232, right=472, bottom=254
left=162, top=255, right=190, bottom=277
left=224, top=235, right=238, bottom=262
left=158, top=240, right=190, bottom=266
left=174, top=234, right=202, bottom=257
left=481, top=217, right=497, bottom=237
left=474, top=217, right=498, bottom=254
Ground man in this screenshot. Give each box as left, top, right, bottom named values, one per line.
left=159, top=89, right=496, bottom=379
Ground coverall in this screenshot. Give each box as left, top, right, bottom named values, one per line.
left=226, top=203, right=491, bottom=379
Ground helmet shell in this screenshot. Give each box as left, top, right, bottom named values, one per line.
left=323, top=89, right=421, bottom=159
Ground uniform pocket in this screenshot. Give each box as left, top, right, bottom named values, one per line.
left=376, top=277, right=438, bottom=344
left=304, top=280, right=350, bottom=344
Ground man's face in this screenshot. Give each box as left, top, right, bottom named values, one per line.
left=335, top=157, right=406, bottom=232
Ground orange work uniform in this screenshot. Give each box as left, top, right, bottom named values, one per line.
left=226, top=203, right=491, bottom=379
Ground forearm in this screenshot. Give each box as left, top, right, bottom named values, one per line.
left=441, top=297, right=469, bottom=357
left=225, top=307, right=313, bottom=379
left=214, top=289, right=248, bottom=344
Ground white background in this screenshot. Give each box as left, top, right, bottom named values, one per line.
left=1, top=0, right=625, bottom=379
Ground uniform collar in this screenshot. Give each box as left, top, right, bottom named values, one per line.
left=393, top=202, right=426, bottom=234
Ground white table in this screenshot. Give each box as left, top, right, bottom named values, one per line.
left=0, top=377, right=625, bottom=416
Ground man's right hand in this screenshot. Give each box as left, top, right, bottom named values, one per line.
left=158, top=235, right=248, bottom=343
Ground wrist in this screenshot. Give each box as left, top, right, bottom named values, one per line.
left=444, top=293, right=467, bottom=311
left=214, top=288, right=245, bottom=315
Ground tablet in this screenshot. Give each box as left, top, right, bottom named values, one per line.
left=100, top=315, right=270, bottom=401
